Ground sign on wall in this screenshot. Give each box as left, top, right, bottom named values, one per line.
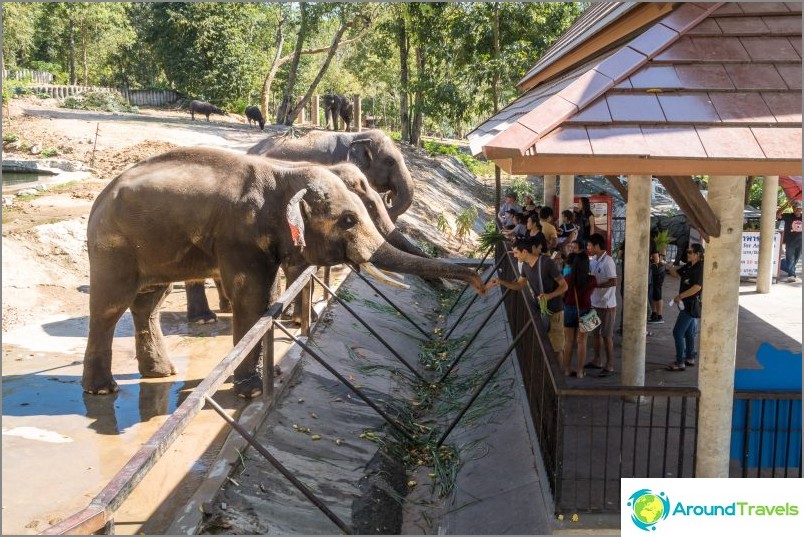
left=740, top=231, right=782, bottom=279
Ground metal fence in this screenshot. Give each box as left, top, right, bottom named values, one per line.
left=495, top=240, right=801, bottom=514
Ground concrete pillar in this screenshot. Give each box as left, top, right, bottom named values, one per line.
left=353, top=93, right=361, bottom=132
left=696, top=176, right=746, bottom=478
left=311, top=94, right=319, bottom=127
left=544, top=175, right=557, bottom=212
left=621, top=176, right=651, bottom=387
left=559, top=175, right=574, bottom=216
left=757, top=175, right=779, bottom=293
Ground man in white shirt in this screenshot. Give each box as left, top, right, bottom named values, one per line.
left=587, top=233, right=617, bottom=377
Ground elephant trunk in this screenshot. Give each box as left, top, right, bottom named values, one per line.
left=385, top=228, right=429, bottom=258
left=368, top=242, right=484, bottom=294
left=386, top=169, right=414, bottom=222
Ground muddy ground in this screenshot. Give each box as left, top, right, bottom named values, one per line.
left=1, top=94, right=496, bottom=534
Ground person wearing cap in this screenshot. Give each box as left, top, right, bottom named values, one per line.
left=777, top=199, right=802, bottom=283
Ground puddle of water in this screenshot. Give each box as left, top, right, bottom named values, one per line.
left=1, top=171, right=56, bottom=187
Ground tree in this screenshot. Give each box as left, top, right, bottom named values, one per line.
left=142, top=2, right=275, bottom=109
left=1, top=2, right=43, bottom=72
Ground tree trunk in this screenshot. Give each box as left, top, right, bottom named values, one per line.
left=492, top=3, right=500, bottom=114
left=410, top=46, right=424, bottom=147
left=68, top=20, right=76, bottom=85
left=261, top=8, right=285, bottom=120
left=81, top=22, right=88, bottom=85
left=277, top=3, right=309, bottom=125
left=284, top=18, right=353, bottom=126
left=745, top=177, right=756, bottom=206
left=398, top=18, right=410, bottom=143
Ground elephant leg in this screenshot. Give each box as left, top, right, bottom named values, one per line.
left=82, top=255, right=139, bottom=395
left=284, top=264, right=319, bottom=324
left=220, top=258, right=277, bottom=399
left=186, top=281, right=217, bottom=324
left=214, top=278, right=232, bottom=313
left=131, top=284, right=175, bottom=378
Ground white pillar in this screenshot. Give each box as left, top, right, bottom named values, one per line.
left=559, top=175, right=574, bottom=216
left=757, top=176, right=778, bottom=293
left=544, top=175, right=557, bottom=212
left=353, top=93, right=362, bottom=132
left=621, top=175, right=651, bottom=387
left=696, top=176, right=746, bottom=478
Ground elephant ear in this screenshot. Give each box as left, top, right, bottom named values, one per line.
left=347, top=139, right=373, bottom=170
left=286, top=188, right=309, bottom=249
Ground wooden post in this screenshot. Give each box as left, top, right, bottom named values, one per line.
left=353, top=93, right=361, bottom=132
left=311, top=94, right=319, bottom=127
left=301, top=279, right=312, bottom=336
left=696, top=176, right=746, bottom=477
left=757, top=176, right=778, bottom=293
left=261, top=326, right=275, bottom=397
left=621, top=175, right=651, bottom=387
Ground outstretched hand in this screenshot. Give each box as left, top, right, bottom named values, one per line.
left=471, top=275, right=487, bottom=296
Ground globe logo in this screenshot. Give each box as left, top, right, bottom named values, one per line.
left=627, top=489, right=670, bottom=531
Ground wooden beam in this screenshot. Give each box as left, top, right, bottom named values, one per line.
left=656, top=176, right=721, bottom=240
left=605, top=175, right=628, bottom=202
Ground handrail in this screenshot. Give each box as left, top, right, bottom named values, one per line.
left=41, top=266, right=320, bottom=535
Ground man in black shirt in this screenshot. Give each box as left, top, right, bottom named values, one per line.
left=665, top=244, right=704, bottom=371
left=488, top=236, right=568, bottom=358
left=777, top=200, right=802, bottom=283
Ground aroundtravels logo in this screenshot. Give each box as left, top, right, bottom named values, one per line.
left=627, top=489, right=671, bottom=531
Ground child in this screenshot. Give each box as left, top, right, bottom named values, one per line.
left=647, top=251, right=666, bottom=324
left=502, top=212, right=527, bottom=239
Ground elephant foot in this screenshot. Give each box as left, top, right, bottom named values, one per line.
left=219, top=299, right=232, bottom=314
left=138, top=360, right=176, bottom=378
left=188, top=310, right=217, bottom=324
left=233, top=375, right=263, bottom=399
left=82, top=375, right=120, bottom=395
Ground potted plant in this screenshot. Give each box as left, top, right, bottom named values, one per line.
left=654, top=229, right=672, bottom=258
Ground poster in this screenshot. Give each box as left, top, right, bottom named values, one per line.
left=740, top=231, right=781, bottom=278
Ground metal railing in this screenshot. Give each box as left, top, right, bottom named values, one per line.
left=42, top=266, right=330, bottom=535
left=495, top=239, right=802, bottom=513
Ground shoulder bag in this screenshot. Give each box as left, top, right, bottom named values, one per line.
left=574, top=282, right=601, bottom=333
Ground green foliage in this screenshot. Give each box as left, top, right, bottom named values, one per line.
left=455, top=206, right=478, bottom=243
left=747, top=177, right=785, bottom=208
left=654, top=230, right=672, bottom=253
left=40, top=148, right=59, bottom=158
left=436, top=213, right=452, bottom=236
left=507, top=176, right=535, bottom=203
left=62, top=89, right=139, bottom=113
left=421, top=139, right=488, bottom=175
left=477, top=225, right=507, bottom=252
left=2, top=133, right=19, bottom=143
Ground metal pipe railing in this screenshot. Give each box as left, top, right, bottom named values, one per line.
left=42, top=266, right=319, bottom=535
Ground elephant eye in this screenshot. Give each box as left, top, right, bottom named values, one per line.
left=384, top=157, right=396, bottom=167
left=339, top=213, right=358, bottom=230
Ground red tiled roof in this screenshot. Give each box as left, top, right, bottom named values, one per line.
left=470, top=2, right=803, bottom=176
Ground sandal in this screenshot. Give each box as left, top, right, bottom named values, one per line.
left=597, top=369, right=615, bottom=377
left=666, top=363, right=686, bottom=372
left=685, top=360, right=696, bottom=367
left=584, top=362, right=603, bottom=370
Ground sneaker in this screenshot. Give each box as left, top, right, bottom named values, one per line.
left=647, top=314, right=664, bottom=325
left=786, top=276, right=798, bottom=283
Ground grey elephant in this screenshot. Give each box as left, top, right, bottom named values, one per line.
left=247, top=129, right=414, bottom=222
left=83, top=147, right=484, bottom=399
left=322, top=93, right=354, bottom=131
left=184, top=161, right=427, bottom=324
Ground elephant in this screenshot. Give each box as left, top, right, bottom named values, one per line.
left=322, top=93, right=354, bottom=131
left=247, top=129, right=414, bottom=222
left=184, top=161, right=427, bottom=324
left=82, top=147, right=484, bottom=399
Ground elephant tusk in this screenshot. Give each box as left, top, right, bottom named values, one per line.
left=378, top=268, right=405, bottom=281
left=361, top=262, right=410, bottom=290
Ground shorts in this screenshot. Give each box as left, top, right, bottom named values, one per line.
left=593, top=307, right=616, bottom=338
left=651, top=285, right=663, bottom=301
left=564, top=305, right=579, bottom=328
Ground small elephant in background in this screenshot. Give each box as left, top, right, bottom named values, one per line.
left=323, top=93, right=354, bottom=132
left=189, top=100, right=227, bottom=122
left=245, top=106, right=265, bottom=130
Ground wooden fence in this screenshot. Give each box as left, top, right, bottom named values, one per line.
left=3, top=69, right=54, bottom=84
